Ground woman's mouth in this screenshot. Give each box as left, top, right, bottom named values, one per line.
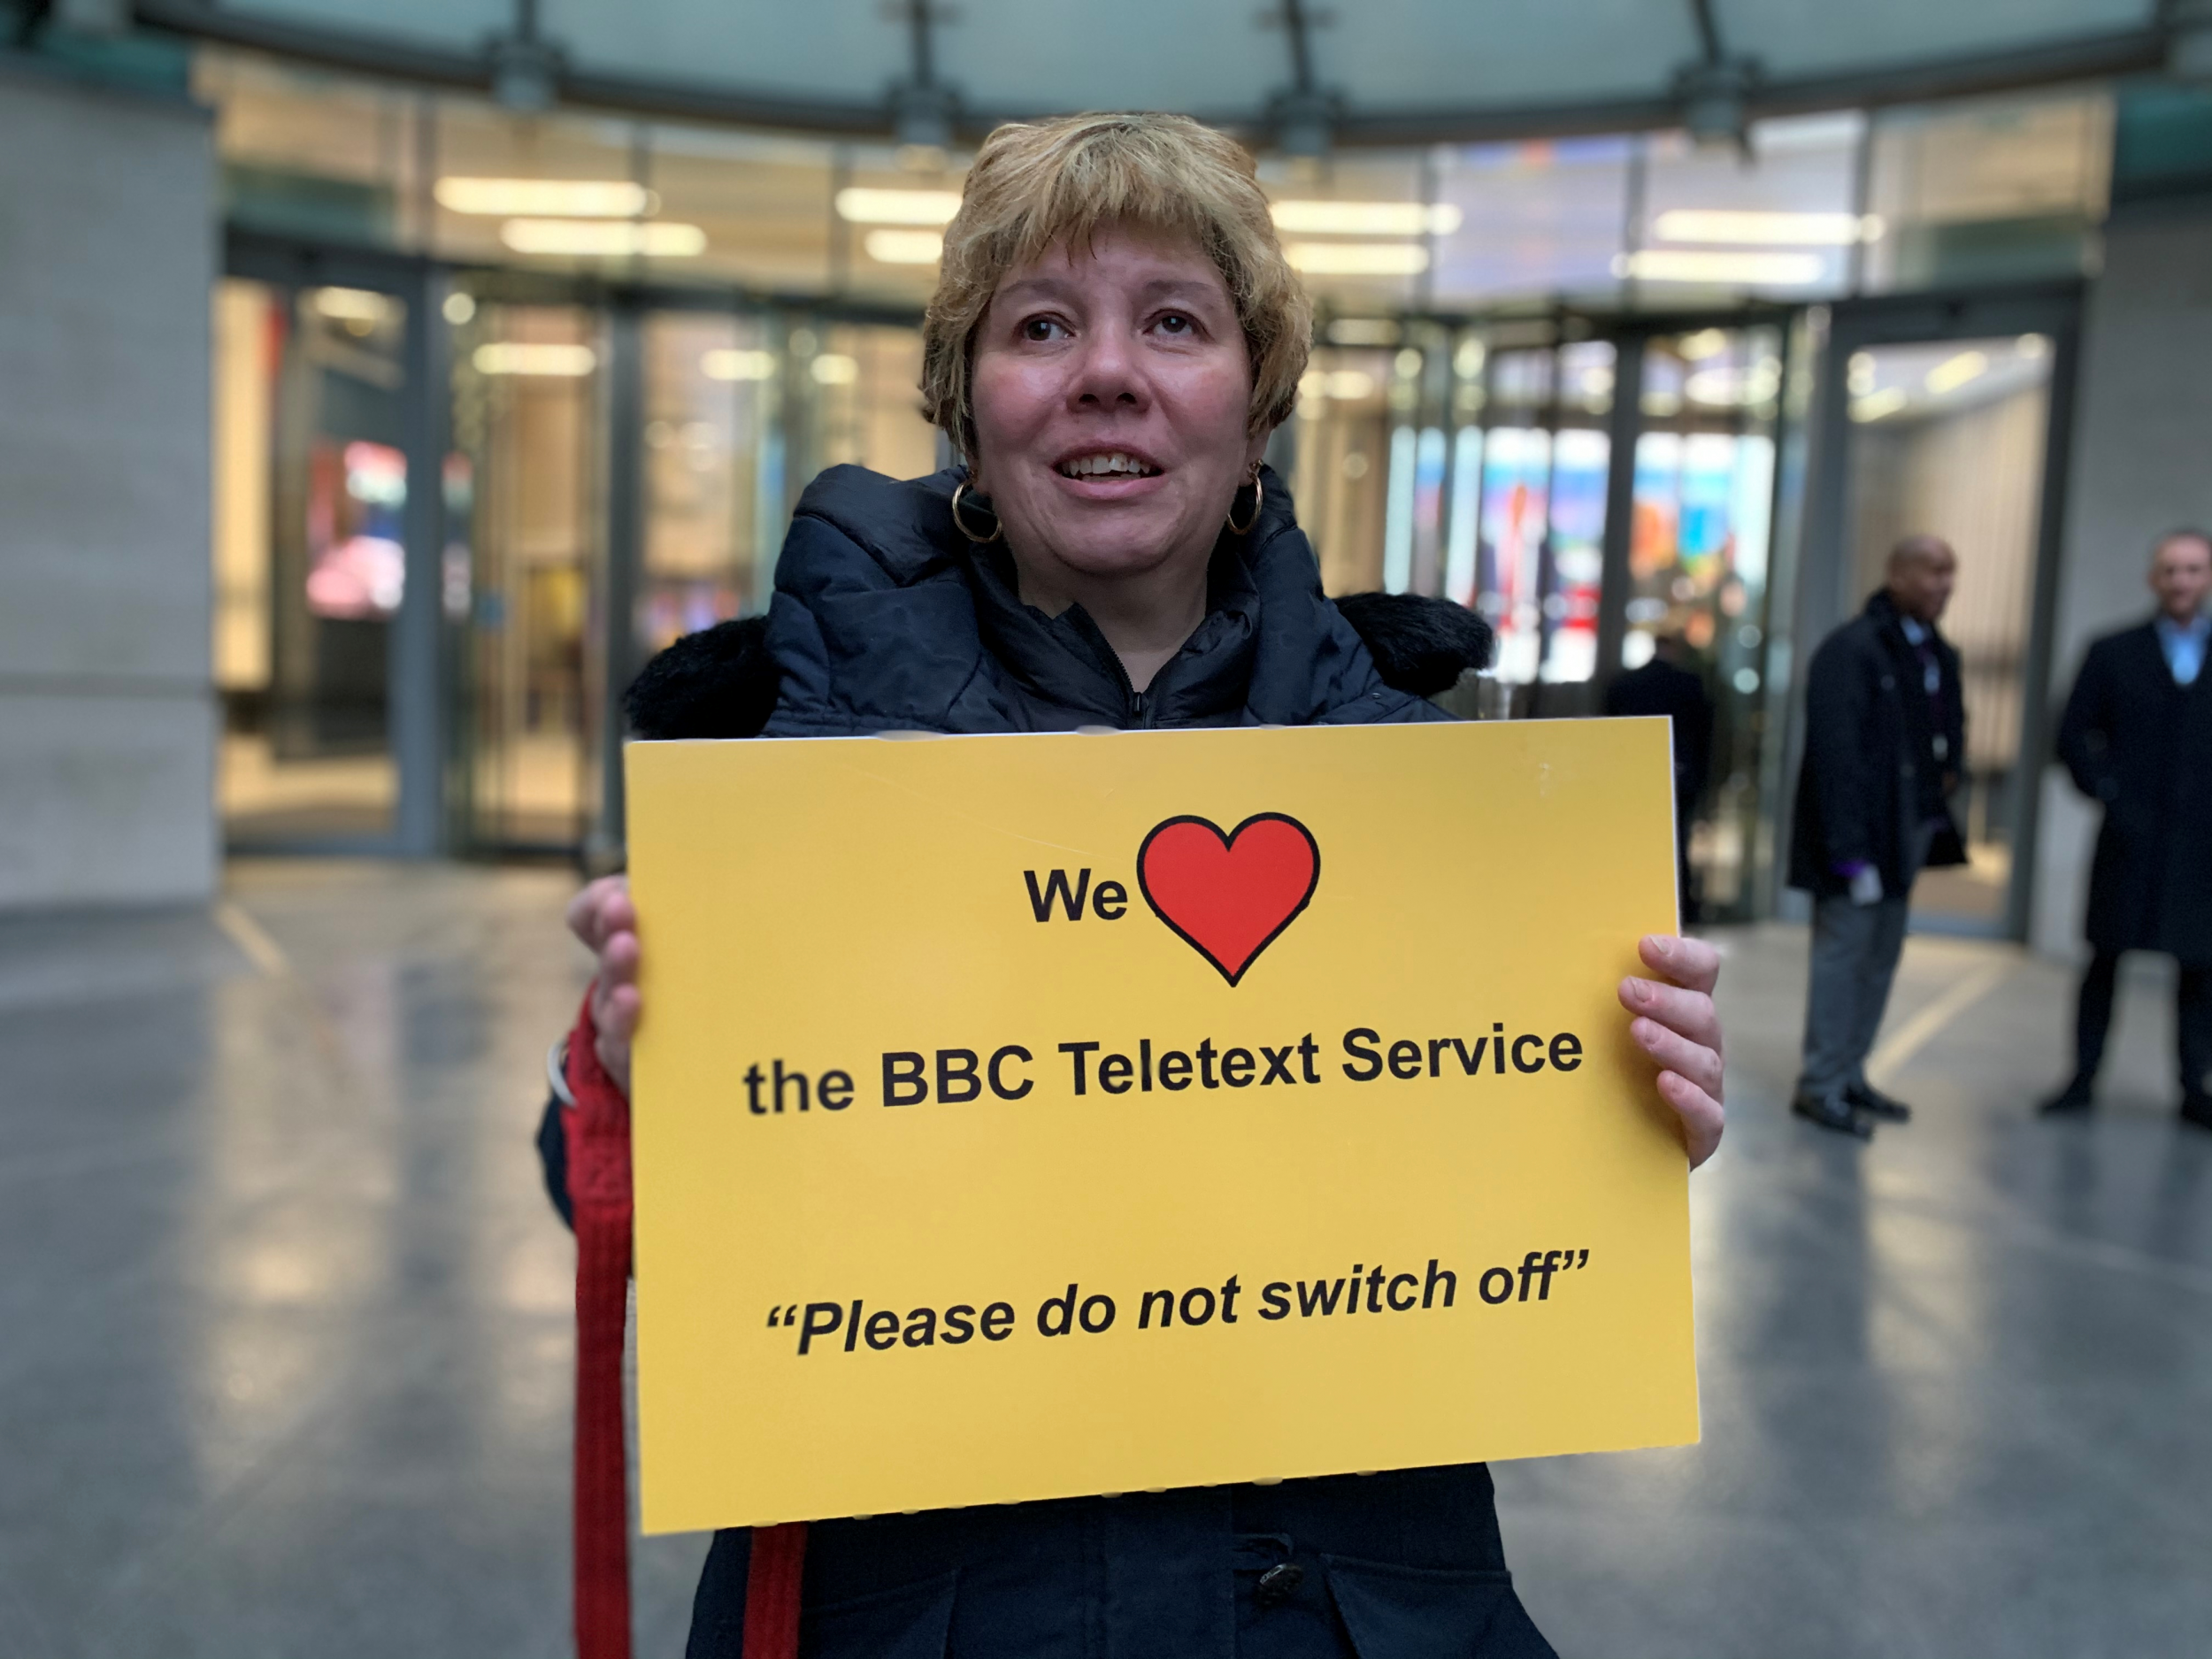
left=1056, top=450, right=1160, bottom=480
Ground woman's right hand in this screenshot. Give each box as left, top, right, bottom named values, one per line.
left=567, top=874, right=640, bottom=1094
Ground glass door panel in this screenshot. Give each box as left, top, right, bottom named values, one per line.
left=1841, top=334, right=2053, bottom=932
left=450, top=301, right=604, bottom=850
left=1628, top=327, right=1783, bottom=918
left=212, top=278, right=407, bottom=845
left=641, top=311, right=774, bottom=655
left=1289, top=345, right=1394, bottom=595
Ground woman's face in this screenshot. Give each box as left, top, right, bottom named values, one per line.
left=968, top=222, right=1265, bottom=593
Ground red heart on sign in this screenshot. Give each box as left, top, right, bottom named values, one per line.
left=1136, top=813, right=1320, bottom=987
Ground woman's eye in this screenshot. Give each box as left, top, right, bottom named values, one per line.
left=1157, top=313, right=1193, bottom=334
left=1021, top=318, right=1065, bottom=342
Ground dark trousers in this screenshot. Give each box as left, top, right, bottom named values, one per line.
left=2071, top=949, right=2212, bottom=1101
left=1797, top=893, right=1911, bottom=1099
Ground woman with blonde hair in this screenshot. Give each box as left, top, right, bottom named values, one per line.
left=554, top=111, right=1725, bottom=1659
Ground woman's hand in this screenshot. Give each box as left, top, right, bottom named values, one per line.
left=567, top=874, right=641, bottom=1094
left=1619, top=934, right=1724, bottom=1168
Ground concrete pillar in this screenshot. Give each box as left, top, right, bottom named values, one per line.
left=2032, top=198, right=2212, bottom=957
left=0, top=65, right=218, bottom=908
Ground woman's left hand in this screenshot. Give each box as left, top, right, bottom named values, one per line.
left=1619, top=935, right=1725, bottom=1168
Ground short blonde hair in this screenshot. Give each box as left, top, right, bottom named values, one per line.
left=920, top=112, right=1311, bottom=464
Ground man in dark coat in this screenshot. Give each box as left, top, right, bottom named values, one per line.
left=1605, top=630, right=1714, bottom=924
left=2042, top=529, right=2212, bottom=1129
left=1787, top=536, right=1967, bottom=1137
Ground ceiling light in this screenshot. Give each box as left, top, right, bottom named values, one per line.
left=1271, top=201, right=1463, bottom=236
left=810, top=354, right=859, bottom=386
left=1653, top=210, right=1879, bottom=245
left=1327, top=370, right=1377, bottom=400
left=836, top=188, right=964, bottom=226
left=702, top=349, right=778, bottom=381
left=863, top=229, right=945, bottom=265
left=2016, top=334, right=2049, bottom=359
left=437, top=178, right=654, bottom=217
left=1851, top=387, right=1908, bottom=422
left=472, top=342, right=596, bottom=377
left=1678, top=327, right=1729, bottom=360
left=500, top=219, right=706, bottom=257
left=312, top=287, right=389, bottom=323
left=1326, top=318, right=1401, bottom=346
left=1612, top=250, right=1825, bottom=285
left=1286, top=242, right=1431, bottom=276
left=1924, top=350, right=1988, bottom=395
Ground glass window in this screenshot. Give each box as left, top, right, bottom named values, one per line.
left=1629, top=326, right=1781, bottom=913
left=1863, top=89, right=2112, bottom=291
left=449, top=302, right=605, bottom=849
left=211, top=278, right=409, bottom=844
left=1843, top=334, right=2055, bottom=931
left=1431, top=138, right=1633, bottom=308
left=1289, top=345, right=1394, bottom=595
left=1628, top=115, right=1863, bottom=303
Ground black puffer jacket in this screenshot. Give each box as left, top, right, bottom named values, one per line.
left=559, top=464, right=1549, bottom=1659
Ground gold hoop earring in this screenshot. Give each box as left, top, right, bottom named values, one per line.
left=949, top=480, right=1003, bottom=544
left=1225, top=472, right=1263, bottom=536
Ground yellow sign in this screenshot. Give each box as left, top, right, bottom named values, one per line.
left=626, top=718, right=1696, bottom=1535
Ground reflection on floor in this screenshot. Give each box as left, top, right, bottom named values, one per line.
left=4, top=865, right=2208, bottom=1657
left=219, top=733, right=396, bottom=842
left=1909, top=839, right=2013, bottom=930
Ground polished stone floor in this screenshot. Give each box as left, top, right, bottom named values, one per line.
left=4, top=861, right=2208, bottom=1657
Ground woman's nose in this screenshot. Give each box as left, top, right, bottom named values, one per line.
left=1067, top=327, right=1148, bottom=411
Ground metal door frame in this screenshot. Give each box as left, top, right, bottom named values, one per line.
left=222, top=230, right=453, bottom=856
left=1782, top=279, right=2085, bottom=939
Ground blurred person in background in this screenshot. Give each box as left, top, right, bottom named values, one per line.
left=2042, top=529, right=2212, bottom=1130
left=1786, top=535, right=1966, bottom=1138
left=549, top=112, right=1729, bottom=1659
left=1604, top=628, right=1714, bottom=925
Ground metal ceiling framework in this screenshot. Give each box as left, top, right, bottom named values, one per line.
left=134, top=0, right=2183, bottom=151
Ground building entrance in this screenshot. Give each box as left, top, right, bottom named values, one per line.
left=1798, top=292, right=2077, bottom=939
left=213, top=277, right=414, bottom=846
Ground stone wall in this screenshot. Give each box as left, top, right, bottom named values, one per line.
left=0, top=65, right=217, bottom=907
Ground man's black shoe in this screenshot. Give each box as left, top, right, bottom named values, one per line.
left=2039, top=1077, right=2095, bottom=1117
left=1847, top=1081, right=1912, bottom=1123
left=1792, top=1091, right=1872, bottom=1139
left=2181, top=1093, right=2212, bottom=1133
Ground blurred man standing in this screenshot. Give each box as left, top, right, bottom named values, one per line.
left=2043, top=530, right=2212, bottom=1130
left=1787, top=536, right=1968, bottom=1137
left=1605, top=630, right=1714, bottom=924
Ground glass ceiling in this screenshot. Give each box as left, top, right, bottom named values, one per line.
left=204, top=42, right=2115, bottom=317
left=156, top=0, right=2162, bottom=148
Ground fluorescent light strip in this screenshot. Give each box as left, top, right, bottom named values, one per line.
left=1613, top=250, right=1826, bottom=285
left=864, top=229, right=945, bottom=265
left=1653, top=210, right=1880, bottom=245
left=1286, top=242, right=1431, bottom=276
left=1924, top=350, right=1989, bottom=394
left=1271, top=200, right=1463, bottom=236
left=500, top=219, right=706, bottom=257
left=702, top=349, right=778, bottom=382
left=836, top=188, right=964, bottom=226
left=438, top=177, right=653, bottom=217
left=472, top=342, right=596, bottom=377
left=312, top=287, right=389, bottom=322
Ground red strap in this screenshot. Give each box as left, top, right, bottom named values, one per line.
left=564, top=994, right=809, bottom=1659
left=743, top=1523, right=810, bottom=1659
left=565, top=994, right=636, bottom=1659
